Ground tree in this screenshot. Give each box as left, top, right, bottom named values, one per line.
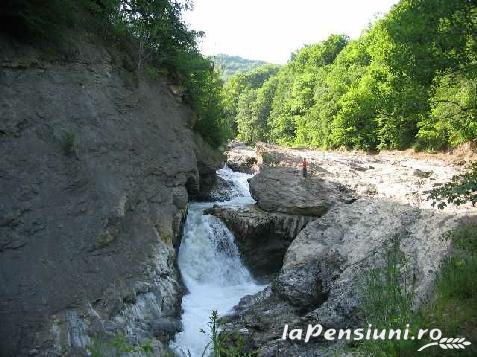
left=223, top=0, right=476, bottom=151
left=417, top=68, right=477, bottom=150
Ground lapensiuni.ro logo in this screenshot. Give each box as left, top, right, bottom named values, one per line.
left=281, top=324, right=472, bottom=352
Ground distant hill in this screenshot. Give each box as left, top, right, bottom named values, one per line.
left=212, top=54, right=268, bottom=80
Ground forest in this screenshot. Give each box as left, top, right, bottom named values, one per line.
left=212, top=54, right=267, bottom=80
left=222, top=0, right=477, bottom=151
left=2, top=0, right=475, bottom=152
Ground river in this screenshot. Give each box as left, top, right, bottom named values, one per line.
left=171, top=166, right=265, bottom=356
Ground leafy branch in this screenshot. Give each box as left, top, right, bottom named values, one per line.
left=426, top=161, right=477, bottom=209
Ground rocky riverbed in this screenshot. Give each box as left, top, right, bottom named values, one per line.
left=213, top=143, right=476, bottom=356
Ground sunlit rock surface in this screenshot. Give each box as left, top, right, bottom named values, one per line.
left=220, top=144, right=476, bottom=356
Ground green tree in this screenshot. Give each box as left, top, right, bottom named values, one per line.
left=417, top=68, right=477, bottom=150
left=222, top=64, right=280, bottom=138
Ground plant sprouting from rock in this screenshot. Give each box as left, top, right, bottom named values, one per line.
left=200, top=310, right=255, bottom=357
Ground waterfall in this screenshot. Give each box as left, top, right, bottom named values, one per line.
left=171, top=167, right=264, bottom=357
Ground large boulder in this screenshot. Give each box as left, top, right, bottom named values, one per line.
left=248, top=167, right=355, bottom=216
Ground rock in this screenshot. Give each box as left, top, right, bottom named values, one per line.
left=413, top=168, right=433, bottom=178
left=225, top=143, right=258, bottom=174
left=248, top=167, right=356, bottom=216
left=221, top=199, right=463, bottom=355
left=193, top=133, right=225, bottom=199
left=0, top=37, right=221, bottom=355
left=207, top=205, right=315, bottom=281
left=219, top=140, right=474, bottom=356
left=151, top=318, right=183, bottom=340
left=197, top=176, right=237, bottom=202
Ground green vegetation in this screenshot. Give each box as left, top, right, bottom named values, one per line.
left=427, top=161, right=477, bottom=209
left=89, top=332, right=154, bottom=356
left=213, top=54, right=268, bottom=80
left=223, top=0, right=477, bottom=151
left=200, top=310, right=255, bottom=357
left=0, top=0, right=230, bottom=148
left=222, top=64, right=281, bottom=141
left=4, top=1, right=474, bottom=150
left=358, top=235, right=418, bottom=356
left=357, top=224, right=477, bottom=356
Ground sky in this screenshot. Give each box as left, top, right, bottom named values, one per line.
left=182, top=0, right=400, bottom=64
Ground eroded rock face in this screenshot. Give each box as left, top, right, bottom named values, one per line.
left=222, top=199, right=462, bottom=355
left=248, top=167, right=356, bottom=216
left=0, top=39, right=220, bottom=355
left=206, top=205, right=315, bottom=281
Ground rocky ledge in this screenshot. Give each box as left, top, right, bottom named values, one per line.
left=249, top=167, right=356, bottom=216
left=207, top=167, right=356, bottom=281
left=206, top=205, right=315, bottom=282
left=221, top=199, right=463, bottom=356
left=217, top=144, right=475, bottom=356
left=225, top=142, right=259, bottom=174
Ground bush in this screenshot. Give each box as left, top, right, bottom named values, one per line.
left=356, top=225, right=477, bottom=356
left=417, top=224, right=477, bottom=357
left=0, top=0, right=75, bottom=40
left=358, top=235, right=419, bottom=356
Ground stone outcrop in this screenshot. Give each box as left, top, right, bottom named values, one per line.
left=206, top=205, right=315, bottom=281
left=222, top=199, right=463, bottom=356
left=0, top=37, right=220, bottom=355
left=208, top=166, right=355, bottom=282
left=225, top=142, right=258, bottom=174
left=248, top=167, right=356, bottom=216
left=219, top=144, right=476, bottom=356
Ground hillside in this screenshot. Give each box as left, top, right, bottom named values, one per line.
left=212, top=53, right=269, bottom=80
left=222, top=0, right=476, bottom=151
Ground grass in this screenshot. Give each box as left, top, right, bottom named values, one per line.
left=88, top=332, right=154, bottom=357
left=357, top=234, right=419, bottom=356
left=356, top=224, right=477, bottom=356
left=201, top=310, right=256, bottom=357
left=418, top=224, right=477, bottom=357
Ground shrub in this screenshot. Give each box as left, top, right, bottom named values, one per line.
left=358, top=235, right=419, bottom=356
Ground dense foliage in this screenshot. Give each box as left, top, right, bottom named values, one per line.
left=222, top=64, right=281, bottom=141
left=0, top=0, right=229, bottom=147
left=223, top=0, right=477, bottom=150
left=213, top=54, right=268, bottom=80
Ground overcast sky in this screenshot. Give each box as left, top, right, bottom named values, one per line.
left=182, top=0, right=400, bottom=64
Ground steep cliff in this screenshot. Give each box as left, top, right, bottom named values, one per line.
left=0, top=36, right=220, bottom=355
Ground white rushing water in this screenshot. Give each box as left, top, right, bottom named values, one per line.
left=171, top=167, right=264, bottom=357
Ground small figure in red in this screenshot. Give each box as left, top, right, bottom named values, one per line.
left=302, top=158, right=308, bottom=178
